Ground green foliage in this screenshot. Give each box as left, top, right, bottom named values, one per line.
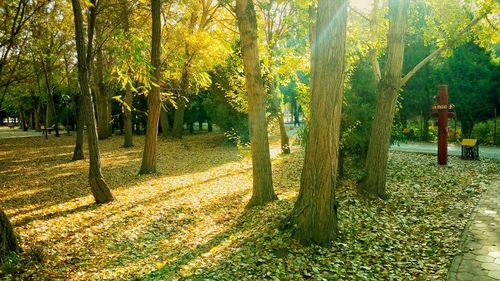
left=437, top=42, right=499, bottom=137
left=340, top=58, right=377, bottom=157
left=205, top=49, right=249, bottom=144
left=472, top=118, right=500, bottom=145
left=390, top=123, right=407, bottom=145
left=0, top=251, right=20, bottom=276
left=108, top=31, right=153, bottom=94
left=295, top=123, right=308, bottom=147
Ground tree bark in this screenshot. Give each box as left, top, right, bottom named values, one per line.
left=270, top=77, right=290, bottom=154
left=172, top=98, right=185, bottom=138
left=41, top=58, right=60, bottom=137
left=18, top=104, right=27, bottom=131
left=123, top=83, right=134, bottom=147
left=236, top=0, right=277, bottom=208
left=71, top=0, right=114, bottom=203
left=364, top=0, right=409, bottom=199
left=121, top=0, right=133, bottom=147
left=160, top=105, right=172, bottom=138
left=0, top=208, right=20, bottom=264
left=172, top=66, right=189, bottom=138
left=95, top=23, right=110, bottom=140
left=72, top=94, right=85, bottom=160
left=284, top=0, right=347, bottom=246
left=139, top=0, right=162, bottom=174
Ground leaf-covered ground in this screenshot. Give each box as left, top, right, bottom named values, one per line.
left=0, top=132, right=498, bottom=280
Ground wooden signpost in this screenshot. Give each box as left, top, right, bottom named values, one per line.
left=432, top=85, right=455, bottom=165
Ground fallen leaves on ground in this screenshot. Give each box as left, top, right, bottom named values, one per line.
left=0, top=132, right=498, bottom=280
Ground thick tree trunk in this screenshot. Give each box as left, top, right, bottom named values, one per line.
left=364, top=0, right=409, bottom=199
left=160, top=105, right=171, bottom=138
left=0, top=209, right=20, bottom=264
left=270, top=78, right=290, bottom=154
left=95, top=32, right=110, bottom=140
left=121, top=0, right=133, bottom=147
left=172, top=98, right=185, bottom=138
left=139, top=0, right=162, bottom=174
left=123, top=83, right=134, bottom=147
left=18, top=104, right=27, bottom=131
left=31, top=93, right=41, bottom=131
left=284, top=0, right=347, bottom=246
left=236, top=0, right=277, bottom=208
left=72, top=95, right=85, bottom=160
left=42, top=60, right=60, bottom=137
left=71, top=0, right=114, bottom=203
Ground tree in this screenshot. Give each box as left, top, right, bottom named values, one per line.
left=440, top=42, right=499, bottom=137
left=139, top=0, right=162, bottom=174
left=120, top=0, right=134, bottom=147
left=0, top=208, right=20, bottom=265
left=284, top=0, right=348, bottom=245
left=235, top=0, right=277, bottom=207
left=71, top=0, right=114, bottom=203
left=362, top=0, right=496, bottom=198
left=257, top=0, right=291, bottom=154
left=364, top=0, right=409, bottom=199
left=169, top=0, right=231, bottom=138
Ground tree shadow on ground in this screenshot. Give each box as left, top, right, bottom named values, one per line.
left=0, top=133, right=241, bottom=219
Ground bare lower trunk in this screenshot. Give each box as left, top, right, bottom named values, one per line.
left=270, top=80, right=290, bottom=154
left=236, top=0, right=277, bottom=208
left=95, top=29, right=110, bottom=140
left=365, top=83, right=399, bottom=198
left=160, top=105, right=171, bottom=138
left=33, top=96, right=41, bottom=131
left=364, top=0, right=408, bottom=199
left=123, top=83, right=133, bottom=147
left=71, top=0, right=114, bottom=203
left=73, top=95, right=85, bottom=160
left=172, top=99, right=185, bottom=138
left=0, top=209, right=20, bottom=264
left=139, top=0, right=162, bottom=174
left=18, top=104, right=27, bottom=131
left=172, top=67, right=189, bottom=138
left=284, top=0, right=347, bottom=246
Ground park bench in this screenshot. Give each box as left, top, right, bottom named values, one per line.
left=461, top=139, right=479, bottom=160
left=41, top=126, right=54, bottom=134
left=7, top=123, right=18, bottom=129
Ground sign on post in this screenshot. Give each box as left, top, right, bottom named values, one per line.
left=431, top=85, right=455, bottom=166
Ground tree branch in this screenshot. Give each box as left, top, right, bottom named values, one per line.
left=400, top=13, right=487, bottom=87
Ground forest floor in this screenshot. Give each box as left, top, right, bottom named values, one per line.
left=0, top=131, right=499, bottom=280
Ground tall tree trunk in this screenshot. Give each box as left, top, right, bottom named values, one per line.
left=18, top=104, right=27, bottom=131
left=31, top=92, right=41, bottom=131
left=0, top=208, right=20, bottom=264
left=71, top=0, right=114, bottom=203
left=172, top=98, right=185, bottom=138
left=95, top=25, right=110, bottom=140
left=172, top=66, right=189, bottom=138
left=123, top=83, right=134, bottom=147
left=364, top=0, right=409, bottom=199
left=236, top=0, right=277, bottom=208
left=160, top=105, right=171, bottom=138
left=270, top=77, right=290, bottom=154
left=121, top=0, right=133, bottom=147
left=41, top=59, right=60, bottom=137
left=72, top=95, right=85, bottom=160
left=139, top=0, right=162, bottom=174
left=284, top=0, right=347, bottom=246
